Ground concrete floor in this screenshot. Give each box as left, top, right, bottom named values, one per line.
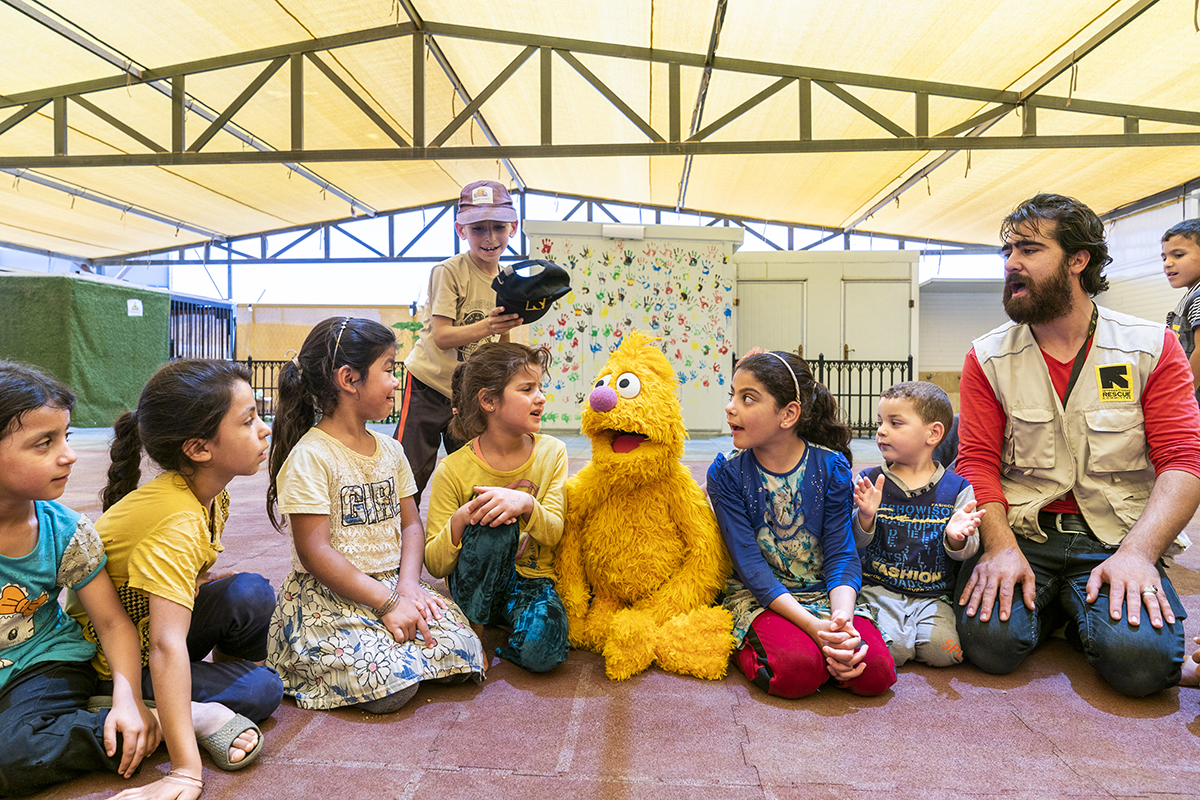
left=29, top=428, right=1200, bottom=800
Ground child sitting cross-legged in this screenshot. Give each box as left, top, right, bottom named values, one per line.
left=853, top=381, right=984, bottom=668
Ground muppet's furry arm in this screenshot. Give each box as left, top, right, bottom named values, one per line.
left=556, top=467, right=599, bottom=618
left=630, top=462, right=730, bottom=624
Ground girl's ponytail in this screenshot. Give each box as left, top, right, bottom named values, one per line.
left=797, top=380, right=852, bottom=464
left=267, top=358, right=320, bottom=531
left=102, top=359, right=251, bottom=511
left=448, top=361, right=478, bottom=443
left=102, top=410, right=143, bottom=511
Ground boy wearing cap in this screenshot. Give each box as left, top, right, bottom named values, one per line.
left=397, top=180, right=524, bottom=501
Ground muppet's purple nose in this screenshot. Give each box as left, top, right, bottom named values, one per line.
left=589, top=385, right=618, bottom=412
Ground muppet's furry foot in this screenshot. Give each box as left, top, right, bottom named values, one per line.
left=654, top=606, right=736, bottom=680
left=603, top=610, right=657, bottom=680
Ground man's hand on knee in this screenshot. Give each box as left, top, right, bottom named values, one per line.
left=960, top=546, right=1035, bottom=622
left=1085, top=549, right=1174, bottom=628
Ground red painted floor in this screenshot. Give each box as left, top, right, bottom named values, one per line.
left=29, top=430, right=1200, bottom=800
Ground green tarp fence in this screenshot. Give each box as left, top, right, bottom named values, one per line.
left=0, top=274, right=169, bottom=427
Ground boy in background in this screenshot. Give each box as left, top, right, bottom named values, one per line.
left=1162, top=219, right=1200, bottom=403
left=852, top=381, right=984, bottom=667
left=396, top=180, right=524, bottom=502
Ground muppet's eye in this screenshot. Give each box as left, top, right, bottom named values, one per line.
left=594, top=376, right=612, bottom=390
left=614, top=372, right=641, bottom=399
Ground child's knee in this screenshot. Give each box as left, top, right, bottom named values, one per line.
left=218, top=573, right=277, bottom=630
left=916, top=635, right=965, bottom=667
left=239, top=666, right=285, bottom=722
left=735, top=640, right=827, bottom=699
left=511, top=598, right=570, bottom=673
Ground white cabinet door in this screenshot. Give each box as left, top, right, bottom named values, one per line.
left=843, top=281, right=910, bottom=361
left=737, top=280, right=806, bottom=359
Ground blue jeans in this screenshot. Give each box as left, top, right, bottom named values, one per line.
left=955, top=528, right=1186, bottom=697
left=448, top=523, right=569, bottom=673
left=142, top=573, right=283, bottom=722
left=0, top=660, right=120, bottom=797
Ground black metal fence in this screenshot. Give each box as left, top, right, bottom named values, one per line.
left=239, top=354, right=908, bottom=435
left=239, top=358, right=405, bottom=424
left=170, top=297, right=235, bottom=359
left=813, top=355, right=914, bottom=438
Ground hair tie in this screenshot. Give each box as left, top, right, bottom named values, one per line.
left=285, top=349, right=302, bottom=377
left=764, top=351, right=801, bottom=405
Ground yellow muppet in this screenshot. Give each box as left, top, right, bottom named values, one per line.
left=557, top=331, right=735, bottom=680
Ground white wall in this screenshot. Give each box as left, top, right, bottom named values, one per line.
left=1103, top=198, right=1200, bottom=321
left=917, top=280, right=1008, bottom=372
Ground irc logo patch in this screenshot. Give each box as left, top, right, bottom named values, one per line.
left=1096, top=363, right=1133, bottom=403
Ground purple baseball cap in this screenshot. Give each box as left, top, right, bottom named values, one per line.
left=456, top=180, right=518, bottom=225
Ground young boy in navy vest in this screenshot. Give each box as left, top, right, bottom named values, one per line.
left=852, top=381, right=984, bottom=667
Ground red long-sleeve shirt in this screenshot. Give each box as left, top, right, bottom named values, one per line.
left=957, top=328, right=1200, bottom=513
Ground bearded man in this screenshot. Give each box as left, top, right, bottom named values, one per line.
left=955, top=193, right=1200, bottom=696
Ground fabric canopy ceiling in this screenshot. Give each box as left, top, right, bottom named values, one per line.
left=0, top=0, right=1197, bottom=262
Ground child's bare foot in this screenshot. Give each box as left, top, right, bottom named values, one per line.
left=1182, top=659, right=1200, bottom=688
left=192, top=702, right=259, bottom=765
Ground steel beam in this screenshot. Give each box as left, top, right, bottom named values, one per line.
left=677, top=0, right=727, bottom=210
left=189, top=57, right=287, bottom=152
left=3, top=131, right=1199, bottom=170
left=557, top=50, right=663, bottom=143
left=395, top=0, right=525, bottom=191
left=3, top=3, right=376, bottom=217
left=88, top=189, right=994, bottom=268
left=0, top=169, right=228, bottom=239
left=842, top=0, right=1163, bottom=233
left=689, top=77, right=793, bottom=142
left=306, top=53, right=408, bottom=147
left=429, top=46, right=537, bottom=148
left=2, top=0, right=142, bottom=80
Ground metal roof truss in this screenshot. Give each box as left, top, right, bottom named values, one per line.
left=3, top=21, right=1200, bottom=170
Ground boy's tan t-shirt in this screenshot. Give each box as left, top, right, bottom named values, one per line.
left=404, top=252, right=502, bottom=397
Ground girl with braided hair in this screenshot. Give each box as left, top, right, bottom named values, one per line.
left=68, top=358, right=282, bottom=798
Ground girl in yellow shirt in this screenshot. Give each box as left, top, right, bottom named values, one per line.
left=425, top=343, right=570, bottom=673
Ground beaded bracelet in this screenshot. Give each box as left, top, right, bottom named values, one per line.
left=375, top=584, right=401, bottom=617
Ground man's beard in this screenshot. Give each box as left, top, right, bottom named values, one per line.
left=1003, top=256, right=1074, bottom=326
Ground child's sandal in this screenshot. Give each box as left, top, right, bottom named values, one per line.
left=85, top=695, right=156, bottom=712
left=196, top=713, right=263, bottom=771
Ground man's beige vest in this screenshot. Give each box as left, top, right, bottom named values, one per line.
left=972, top=305, right=1188, bottom=554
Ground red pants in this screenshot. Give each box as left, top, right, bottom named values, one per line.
left=735, top=610, right=896, bottom=698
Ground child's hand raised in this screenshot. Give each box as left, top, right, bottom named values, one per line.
left=853, top=473, right=885, bottom=530
left=816, top=610, right=868, bottom=682
left=468, top=486, right=534, bottom=527
left=946, top=500, right=985, bottom=550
